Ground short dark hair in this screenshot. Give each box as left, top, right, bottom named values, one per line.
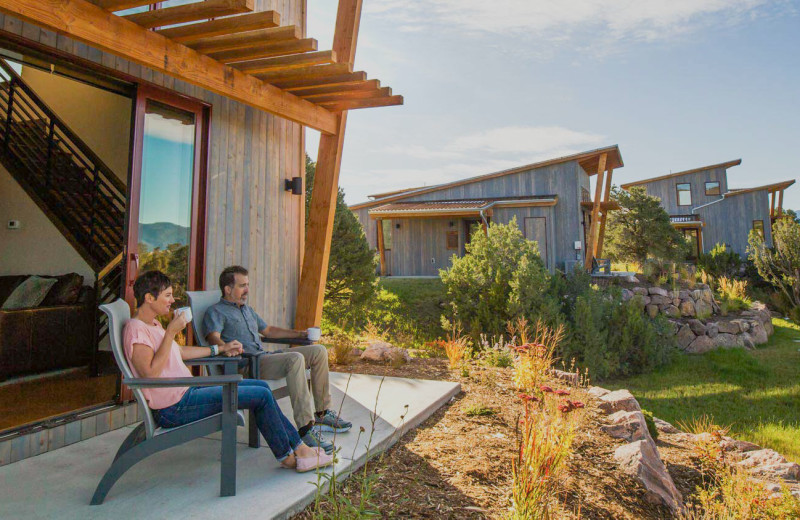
left=133, top=270, right=171, bottom=307
left=219, top=265, right=248, bottom=296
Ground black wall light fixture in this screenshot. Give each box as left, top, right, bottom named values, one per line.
left=284, top=177, right=303, bottom=195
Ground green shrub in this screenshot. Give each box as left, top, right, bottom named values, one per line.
left=463, top=403, right=497, bottom=417
left=641, top=409, right=659, bottom=441
left=440, top=219, right=558, bottom=341
left=698, top=243, right=742, bottom=281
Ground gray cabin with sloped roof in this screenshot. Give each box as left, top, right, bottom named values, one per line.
left=621, top=160, right=795, bottom=258
left=350, top=146, right=623, bottom=276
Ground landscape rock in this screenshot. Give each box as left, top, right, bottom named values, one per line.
left=688, top=319, right=707, bottom=336
left=741, top=333, right=756, bottom=349
left=551, top=369, right=579, bottom=385
left=717, top=321, right=741, bottom=334
left=646, top=305, right=659, bottom=319
left=750, top=323, right=769, bottom=345
left=654, top=417, right=680, bottom=434
left=706, top=324, right=719, bottom=338
left=701, top=289, right=714, bottom=303
left=664, top=305, right=681, bottom=318
left=614, top=440, right=684, bottom=511
left=621, top=289, right=634, bottom=302
left=764, top=320, right=774, bottom=335
left=679, top=290, right=692, bottom=301
left=691, top=289, right=703, bottom=301
left=603, top=410, right=650, bottom=442
left=680, top=300, right=696, bottom=317
left=588, top=386, right=611, bottom=399
left=695, top=299, right=713, bottom=318
left=650, top=295, right=671, bottom=306
left=713, top=333, right=744, bottom=349
left=649, top=287, right=669, bottom=297
left=361, top=342, right=411, bottom=363
left=732, top=319, right=750, bottom=332
left=632, top=287, right=649, bottom=297
left=720, top=438, right=761, bottom=453
left=598, top=389, right=641, bottom=414
left=749, top=463, right=800, bottom=481
left=736, top=449, right=787, bottom=469
left=676, top=325, right=696, bottom=349
left=687, top=335, right=715, bottom=354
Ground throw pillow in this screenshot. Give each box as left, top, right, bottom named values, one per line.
left=1, top=276, right=59, bottom=310
left=40, top=273, right=85, bottom=306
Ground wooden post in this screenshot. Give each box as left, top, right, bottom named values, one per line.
left=770, top=191, right=776, bottom=219
left=778, top=189, right=785, bottom=217
left=376, top=218, right=387, bottom=276
left=584, top=153, right=607, bottom=269
left=295, top=0, right=362, bottom=328
left=595, top=168, right=613, bottom=259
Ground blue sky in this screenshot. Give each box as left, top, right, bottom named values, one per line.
left=306, top=1, right=800, bottom=208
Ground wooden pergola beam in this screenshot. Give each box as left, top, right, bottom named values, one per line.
left=123, top=0, right=254, bottom=29
left=595, top=168, right=614, bottom=259
left=291, top=79, right=379, bottom=97
left=301, top=86, right=390, bottom=103
left=252, top=63, right=353, bottom=83
left=189, top=25, right=300, bottom=53
left=94, top=0, right=153, bottom=10
left=157, top=10, right=280, bottom=44
left=0, top=0, right=338, bottom=134
left=319, top=94, right=403, bottom=111
left=279, top=71, right=368, bottom=90
left=584, top=153, right=608, bottom=269
left=295, top=0, right=362, bottom=328
left=232, top=50, right=336, bottom=74
left=210, top=38, right=318, bottom=64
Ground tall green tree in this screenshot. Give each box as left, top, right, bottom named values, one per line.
left=749, top=217, right=800, bottom=318
left=605, top=186, right=688, bottom=266
left=304, top=154, right=377, bottom=326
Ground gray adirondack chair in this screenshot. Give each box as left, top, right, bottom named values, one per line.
left=91, top=299, right=244, bottom=505
left=187, top=290, right=313, bottom=448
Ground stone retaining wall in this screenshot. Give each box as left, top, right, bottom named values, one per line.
left=621, top=285, right=774, bottom=354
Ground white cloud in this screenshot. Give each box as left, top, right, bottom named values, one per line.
left=364, top=0, right=777, bottom=44
left=447, top=126, right=605, bottom=155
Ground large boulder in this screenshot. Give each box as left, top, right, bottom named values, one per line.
left=687, top=335, right=715, bottom=354
left=732, top=319, right=750, bottom=332
left=701, top=289, right=715, bottom=303
left=663, top=305, right=681, bottom=318
left=632, top=287, right=649, bottom=297
left=598, top=389, right=641, bottom=414
left=614, top=440, right=684, bottom=512
left=646, top=305, right=660, bottom=319
left=717, top=321, right=741, bottom=335
left=688, top=319, right=707, bottom=336
left=603, top=410, right=650, bottom=442
left=695, top=299, right=713, bottom=318
left=360, top=341, right=410, bottom=364
left=741, top=333, right=756, bottom=350
left=588, top=386, right=611, bottom=399
left=736, top=449, right=800, bottom=481
left=654, top=417, right=680, bottom=434
left=680, top=300, right=696, bottom=317
left=649, top=287, right=669, bottom=297
left=764, top=320, right=774, bottom=336
left=750, top=322, right=769, bottom=345
left=706, top=323, right=719, bottom=338
left=713, top=333, right=744, bottom=349
left=552, top=369, right=579, bottom=385
left=650, top=294, right=671, bottom=306
left=621, top=289, right=634, bottom=302
left=691, top=289, right=703, bottom=301
left=676, top=325, right=696, bottom=350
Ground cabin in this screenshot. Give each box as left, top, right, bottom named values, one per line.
left=0, top=0, right=401, bottom=464
left=350, top=146, right=623, bottom=276
left=620, top=160, right=795, bottom=258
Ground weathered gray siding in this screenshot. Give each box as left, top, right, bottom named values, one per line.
left=0, top=4, right=305, bottom=327
left=635, top=167, right=728, bottom=215
left=695, top=191, right=772, bottom=256
left=385, top=218, right=459, bottom=276
left=493, top=206, right=557, bottom=270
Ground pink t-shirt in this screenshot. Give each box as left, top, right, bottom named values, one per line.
left=123, top=318, right=193, bottom=409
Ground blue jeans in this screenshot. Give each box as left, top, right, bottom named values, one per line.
left=155, top=379, right=302, bottom=461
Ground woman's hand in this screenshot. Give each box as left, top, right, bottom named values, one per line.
left=221, top=340, right=243, bottom=357
left=166, top=312, right=188, bottom=336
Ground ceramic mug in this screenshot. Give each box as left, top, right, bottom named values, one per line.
left=307, top=327, right=321, bottom=341
left=175, top=306, right=193, bottom=323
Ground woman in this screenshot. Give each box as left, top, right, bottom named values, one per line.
left=123, top=270, right=332, bottom=472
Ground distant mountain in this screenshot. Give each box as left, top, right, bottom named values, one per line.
left=139, top=222, right=190, bottom=251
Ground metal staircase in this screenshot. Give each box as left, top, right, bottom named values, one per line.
left=0, top=59, right=125, bottom=365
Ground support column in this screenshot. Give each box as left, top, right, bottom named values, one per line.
left=770, top=191, right=776, bottom=219
left=584, top=153, right=607, bottom=269
left=778, top=189, right=785, bottom=218
left=376, top=218, right=387, bottom=276
left=595, top=168, right=614, bottom=259
left=295, top=0, right=362, bottom=328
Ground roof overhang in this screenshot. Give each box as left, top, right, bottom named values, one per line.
left=368, top=197, right=558, bottom=219
left=0, top=0, right=403, bottom=134
left=352, top=145, right=622, bottom=210
left=621, top=159, right=742, bottom=190
left=726, top=179, right=795, bottom=197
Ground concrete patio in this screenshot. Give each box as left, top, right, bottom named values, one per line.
left=0, top=373, right=460, bottom=520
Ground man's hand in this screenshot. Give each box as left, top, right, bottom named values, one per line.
left=221, top=340, right=243, bottom=357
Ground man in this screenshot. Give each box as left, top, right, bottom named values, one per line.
left=203, top=266, right=351, bottom=454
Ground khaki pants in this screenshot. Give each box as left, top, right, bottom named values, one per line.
left=241, top=344, right=330, bottom=428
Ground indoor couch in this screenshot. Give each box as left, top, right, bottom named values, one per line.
left=0, top=273, right=94, bottom=381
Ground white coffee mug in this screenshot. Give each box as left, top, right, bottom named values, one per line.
left=176, top=306, right=193, bottom=323
left=307, top=327, right=321, bottom=341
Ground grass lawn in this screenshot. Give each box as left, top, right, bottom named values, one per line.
left=377, top=277, right=447, bottom=342
left=607, top=318, right=800, bottom=462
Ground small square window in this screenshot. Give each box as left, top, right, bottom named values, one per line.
left=446, top=231, right=459, bottom=250
left=677, top=183, right=692, bottom=206
left=753, top=220, right=765, bottom=239
left=705, top=181, right=721, bottom=196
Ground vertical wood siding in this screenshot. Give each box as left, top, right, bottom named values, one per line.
left=389, top=218, right=459, bottom=276
left=633, top=167, right=729, bottom=215
left=0, top=6, right=305, bottom=327
left=493, top=206, right=557, bottom=271
left=695, top=191, right=772, bottom=256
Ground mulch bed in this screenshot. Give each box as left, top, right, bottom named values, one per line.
left=294, top=357, right=706, bottom=519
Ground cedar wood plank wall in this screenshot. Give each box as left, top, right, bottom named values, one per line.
left=0, top=0, right=306, bottom=328
left=634, top=167, right=729, bottom=215
left=695, top=190, right=773, bottom=255
left=354, top=161, right=589, bottom=276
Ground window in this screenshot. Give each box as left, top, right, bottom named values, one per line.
left=446, top=231, right=459, bottom=250
left=705, top=181, right=721, bottom=196
left=676, top=183, right=692, bottom=206
left=380, top=219, right=393, bottom=250
left=753, top=220, right=765, bottom=239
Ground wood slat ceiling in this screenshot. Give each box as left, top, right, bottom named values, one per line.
left=104, top=0, right=402, bottom=112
